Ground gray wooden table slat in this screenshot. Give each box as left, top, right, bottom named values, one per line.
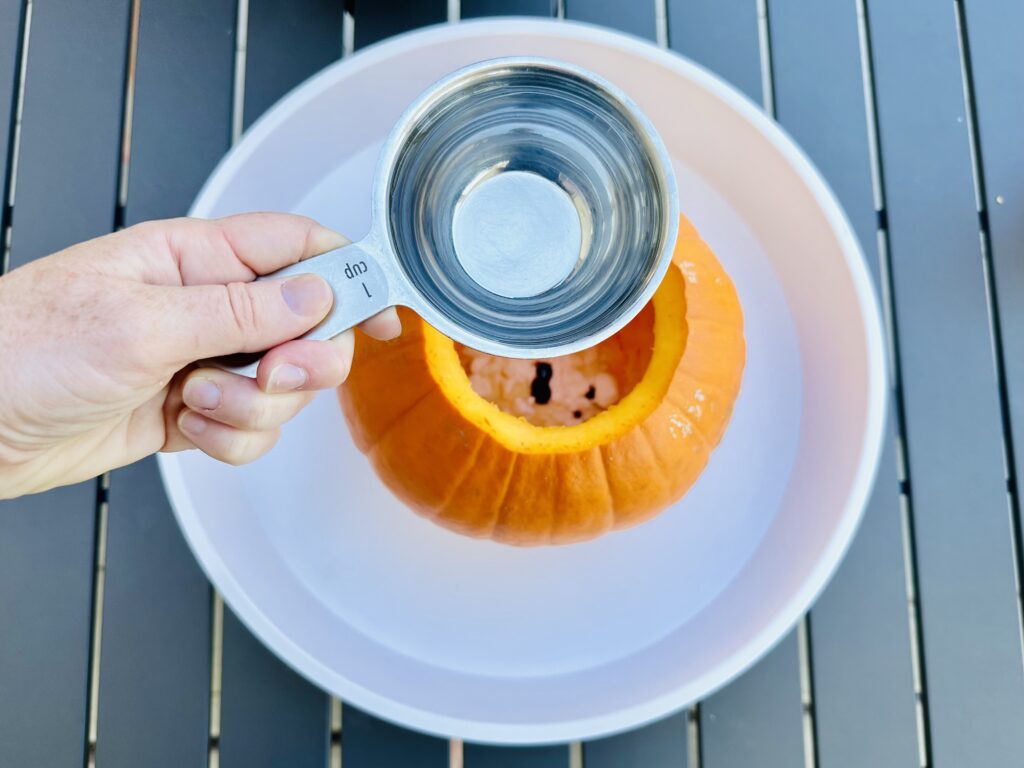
left=0, top=1, right=130, bottom=765
left=342, top=706, right=448, bottom=767
left=7, top=0, right=129, bottom=266
left=243, top=0, right=343, bottom=130
left=768, top=2, right=919, bottom=766
left=93, top=3, right=236, bottom=765
left=220, top=609, right=330, bottom=767
left=464, top=744, right=568, bottom=767
left=964, top=0, right=1024, bottom=547
left=461, top=0, right=553, bottom=18
left=701, top=632, right=803, bottom=767
left=667, top=0, right=762, bottom=104
left=0, top=484, right=97, bottom=768
left=565, top=0, right=656, bottom=42
left=353, top=0, right=447, bottom=50
left=807, top=443, right=919, bottom=768
left=215, top=4, right=346, bottom=765
left=668, top=5, right=804, bottom=765
left=584, top=712, right=689, bottom=768
left=866, top=1, right=1024, bottom=764
left=98, top=460, right=212, bottom=767
left=0, top=0, right=24, bottom=211
left=122, top=0, right=236, bottom=227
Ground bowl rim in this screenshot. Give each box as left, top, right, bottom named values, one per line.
left=163, top=16, right=888, bottom=744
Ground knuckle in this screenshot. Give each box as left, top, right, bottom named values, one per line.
left=124, top=219, right=164, bottom=241
left=224, top=282, right=259, bottom=347
left=221, top=428, right=277, bottom=466
left=244, top=395, right=276, bottom=431
left=220, top=436, right=252, bottom=466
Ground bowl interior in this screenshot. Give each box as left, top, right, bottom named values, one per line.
left=168, top=20, right=883, bottom=743
left=386, top=60, right=670, bottom=350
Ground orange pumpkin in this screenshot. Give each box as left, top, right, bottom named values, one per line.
left=339, top=215, right=745, bottom=545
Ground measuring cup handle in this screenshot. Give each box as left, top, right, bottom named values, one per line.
left=209, top=241, right=391, bottom=378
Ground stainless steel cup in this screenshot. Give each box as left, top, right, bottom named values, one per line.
left=221, top=56, right=678, bottom=376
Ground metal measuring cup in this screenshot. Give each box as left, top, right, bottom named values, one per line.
left=219, top=57, right=678, bottom=377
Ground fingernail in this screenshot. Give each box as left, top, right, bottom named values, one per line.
left=308, top=224, right=350, bottom=254
left=183, top=377, right=221, bottom=411
left=179, top=410, right=208, bottom=436
left=281, top=274, right=332, bottom=317
left=267, top=364, right=308, bottom=393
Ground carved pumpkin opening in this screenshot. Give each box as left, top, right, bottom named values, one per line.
left=420, top=266, right=688, bottom=455
left=454, top=305, right=655, bottom=427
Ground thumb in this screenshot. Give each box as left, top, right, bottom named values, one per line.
left=149, top=273, right=333, bottom=366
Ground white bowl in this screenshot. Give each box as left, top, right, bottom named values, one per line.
left=160, top=19, right=886, bottom=744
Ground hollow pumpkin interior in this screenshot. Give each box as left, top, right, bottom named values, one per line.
left=420, top=264, right=689, bottom=454
left=454, top=303, right=655, bottom=427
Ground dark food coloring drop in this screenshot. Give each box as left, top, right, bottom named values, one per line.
left=531, top=362, right=553, bottom=405
left=585, top=385, right=596, bottom=400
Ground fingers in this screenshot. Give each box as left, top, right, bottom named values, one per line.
left=140, top=213, right=350, bottom=286
left=120, top=214, right=403, bottom=372
left=358, top=307, right=402, bottom=341
left=148, top=272, right=334, bottom=365
left=168, top=327, right=357, bottom=465
left=212, top=212, right=350, bottom=272
left=176, top=409, right=280, bottom=466
left=242, top=311, right=397, bottom=394
left=181, top=369, right=315, bottom=431
left=255, top=330, right=355, bottom=393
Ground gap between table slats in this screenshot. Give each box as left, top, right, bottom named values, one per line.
left=333, top=11, right=353, bottom=766
left=85, top=476, right=110, bottom=768
left=112, top=0, right=140, bottom=229
left=330, top=697, right=343, bottom=768
left=654, top=0, right=667, bottom=48
left=1, top=0, right=30, bottom=277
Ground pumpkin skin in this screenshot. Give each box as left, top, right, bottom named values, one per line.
left=339, top=215, right=745, bottom=545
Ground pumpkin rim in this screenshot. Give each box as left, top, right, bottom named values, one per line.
left=421, top=265, right=689, bottom=455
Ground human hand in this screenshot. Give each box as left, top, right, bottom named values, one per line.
left=0, top=213, right=400, bottom=499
